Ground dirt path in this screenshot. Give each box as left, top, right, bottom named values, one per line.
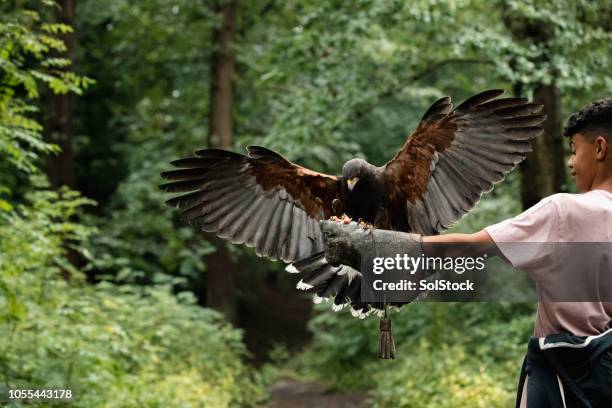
left=262, top=378, right=369, bottom=408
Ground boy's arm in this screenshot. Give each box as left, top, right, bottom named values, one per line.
left=423, top=230, right=500, bottom=258
left=317, top=220, right=501, bottom=270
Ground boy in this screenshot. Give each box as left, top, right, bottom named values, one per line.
left=323, top=99, right=612, bottom=407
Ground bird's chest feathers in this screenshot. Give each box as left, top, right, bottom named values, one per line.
left=346, top=179, right=384, bottom=223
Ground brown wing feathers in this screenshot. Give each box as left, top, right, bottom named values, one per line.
left=161, top=146, right=339, bottom=262
left=385, top=89, right=544, bottom=234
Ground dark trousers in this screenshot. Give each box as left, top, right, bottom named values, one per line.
left=518, top=349, right=612, bottom=407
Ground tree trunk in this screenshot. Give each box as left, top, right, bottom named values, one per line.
left=46, top=0, right=75, bottom=190
left=502, top=3, right=566, bottom=210
left=44, top=0, right=79, bottom=278
left=519, top=84, right=565, bottom=209
left=206, top=0, right=237, bottom=322
left=208, top=0, right=236, bottom=149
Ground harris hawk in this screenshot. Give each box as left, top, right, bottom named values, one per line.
left=161, top=89, right=544, bottom=318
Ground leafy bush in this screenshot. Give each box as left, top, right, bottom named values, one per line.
left=370, top=304, right=534, bottom=407
left=0, top=181, right=265, bottom=407
left=2, top=282, right=265, bottom=407
left=286, top=302, right=534, bottom=406
left=372, top=340, right=512, bottom=408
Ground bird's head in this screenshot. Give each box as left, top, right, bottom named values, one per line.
left=342, top=158, right=369, bottom=191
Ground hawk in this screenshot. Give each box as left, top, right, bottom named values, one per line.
left=161, top=89, right=544, bottom=317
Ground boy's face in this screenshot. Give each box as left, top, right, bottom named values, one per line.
left=567, top=133, right=605, bottom=192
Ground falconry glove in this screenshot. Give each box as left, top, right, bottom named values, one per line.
left=320, top=220, right=424, bottom=271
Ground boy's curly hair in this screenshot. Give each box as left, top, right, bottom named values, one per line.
left=563, top=98, right=612, bottom=138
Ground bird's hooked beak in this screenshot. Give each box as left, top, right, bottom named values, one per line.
left=347, top=177, right=359, bottom=191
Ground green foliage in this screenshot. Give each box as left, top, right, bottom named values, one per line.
left=0, top=181, right=264, bottom=407
left=486, top=0, right=611, bottom=91
left=372, top=340, right=513, bottom=407
left=286, top=302, right=535, bottom=406
left=0, top=0, right=94, bottom=320
left=0, top=1, right=93, bottom=189
left=370, top=306, right=534, bottom=407
left=0, top=177, right=93, bottom=319
left=74, top=0, right=218, bottom=285
left=0, top=2, right=263, bottom=406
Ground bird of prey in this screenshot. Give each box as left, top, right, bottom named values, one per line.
left=161, top=89, right=544, bottom=317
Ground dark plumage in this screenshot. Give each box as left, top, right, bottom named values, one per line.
left=161, top=90, right=545, bottom=317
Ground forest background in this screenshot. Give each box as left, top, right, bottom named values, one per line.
left=1, top=0, right=610, bottom=406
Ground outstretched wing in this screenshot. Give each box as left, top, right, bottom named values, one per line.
left=290, top=253, right=407, bottom=318
left=384, top=89, right=545, bottom=234
left=161, top=146, right=341, bottom=262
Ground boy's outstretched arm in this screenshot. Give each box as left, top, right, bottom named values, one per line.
left=423, top=230, right=500, bottom=258
left=317, top=220, right=501, bottom=270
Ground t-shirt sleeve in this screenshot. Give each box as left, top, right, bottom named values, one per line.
left=484, top=196, right=560, bottom=279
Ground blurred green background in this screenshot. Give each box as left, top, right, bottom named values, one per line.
left=0, top=0, right=610, bottom=406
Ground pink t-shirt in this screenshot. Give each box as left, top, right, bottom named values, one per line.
left=484, top=189, right=612, bottom=337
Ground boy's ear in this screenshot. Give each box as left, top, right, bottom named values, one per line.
left=595, top=136, right=608, bottom=161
